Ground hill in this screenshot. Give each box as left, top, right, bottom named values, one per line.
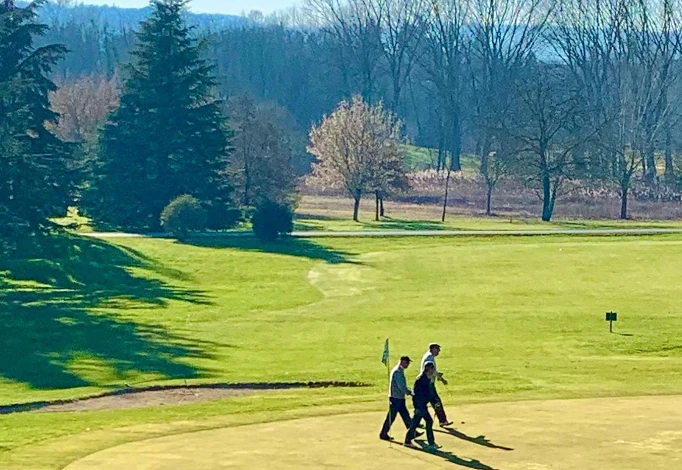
left=17, top=1, right=245, bottom=30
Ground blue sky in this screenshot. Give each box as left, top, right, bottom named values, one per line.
left=79, top=0, right=301, bottom=15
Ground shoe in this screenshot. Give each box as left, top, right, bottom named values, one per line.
left=415, top=431, right=424, bottom=438
left=424, top=443, right=442, bottom=451
left=404, top=440, right=415, bottom=447
left=439, top=421, right=453, bottom=427
left=379, top=434, right=393, bottom=441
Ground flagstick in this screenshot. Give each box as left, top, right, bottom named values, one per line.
left=382, top=338, right=391, bottom=384
left=385, top=338, right=392, bottom=448
left=387, top=341, right=391, bottom=387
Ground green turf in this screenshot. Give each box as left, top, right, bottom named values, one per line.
left=3, top=233, right=682, bottom=468
left=401, top=144, right=479, bottom=173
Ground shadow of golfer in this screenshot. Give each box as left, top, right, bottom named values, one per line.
left=403, top=440, right=500, bottom=470
left=435, top=428, right=514, bottom=451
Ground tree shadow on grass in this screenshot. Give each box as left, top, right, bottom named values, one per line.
left=436, top=428, right=514, bottom=451
left=360, top=217, right=446, bottom=231
left=0, top=233, right=213, bottom=396
left=295, top=213, right=447, bottom=233
left=183, top=235, right=356, bottom=264
left=406, top=440, right=500, bottom=469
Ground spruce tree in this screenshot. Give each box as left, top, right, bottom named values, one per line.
left=89, top=0, right=231, bottom=231
left=0, top=0, right=74, bottom=243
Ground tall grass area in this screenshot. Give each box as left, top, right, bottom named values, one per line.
left=295, top=196, right=682, bottom=231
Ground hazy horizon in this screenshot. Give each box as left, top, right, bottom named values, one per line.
left=76, top=0, right=301, bottom=15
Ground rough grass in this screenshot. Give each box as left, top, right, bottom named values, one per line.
left=295, top=195, right=682, bottom=231
left=3, top=233, right=682, bottom=468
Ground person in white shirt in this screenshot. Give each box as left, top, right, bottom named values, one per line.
left=420, top=343, right=453, bottom=427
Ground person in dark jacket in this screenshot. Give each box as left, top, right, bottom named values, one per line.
left=405, top=361, right=441, bottom=450
left=380, top=356, right=422, bottom=441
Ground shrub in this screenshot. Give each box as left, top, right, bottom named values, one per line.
left=160, top=195, right=207, bottom=239
left=252, top=201, right=294, bottom=242
left=204, top=202, right=243, bottom=230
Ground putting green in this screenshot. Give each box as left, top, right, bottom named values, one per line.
left=64, top=396, right=682, bottom=470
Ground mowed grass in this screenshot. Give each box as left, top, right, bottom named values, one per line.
left=62, top=397, right=682, bottom=470
left=3, top=233, right=682, bottom=468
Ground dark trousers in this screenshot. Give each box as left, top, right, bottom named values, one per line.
left=430, top=383, right=448, bottom=424
left=406, top=407, right=434, bottom=445
left=380, top=398, right=411, bottom=436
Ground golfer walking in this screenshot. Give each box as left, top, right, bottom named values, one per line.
left=380, top=356, right=422, bottom=441
left=421, top=343, right=453, bottom=427
left=405, top=361, right=440, bottom=450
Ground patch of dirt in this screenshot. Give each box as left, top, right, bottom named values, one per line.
left=0, top=381, right=368, bottom=414
left=36, top=387, right=255, bottom=413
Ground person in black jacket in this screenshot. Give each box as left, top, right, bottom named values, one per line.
left=405, top=361, right=441, bottom=450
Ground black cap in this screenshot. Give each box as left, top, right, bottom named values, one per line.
left=429, top=343, right=441, bottom=350
left=400, top=356, right=412, bottom=363
left=423, top=361, right=435, bottom=370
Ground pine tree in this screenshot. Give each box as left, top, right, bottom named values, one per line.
left=0, top=0, right=74, bottom=243
left=88, top=0, right=232, bottom=231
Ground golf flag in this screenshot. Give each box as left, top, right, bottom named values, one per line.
left=381, top=338, right=389, bottom=366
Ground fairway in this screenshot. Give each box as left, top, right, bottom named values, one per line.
left=6, top=234, right=682, bottom=405
left=63, top=395, right=682, bottom=470
left=4, top=234, right=682, bottom=469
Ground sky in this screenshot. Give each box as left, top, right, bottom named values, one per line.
left=79, top=0, right=301, bottom=15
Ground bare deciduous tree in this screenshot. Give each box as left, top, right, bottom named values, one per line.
left=227, top=95, right=298, bottom=207
left=420, top=0, right=470, bottom=172
left=469, top=0, right=552, bottom=210
left=50, top=74, right=119, bottom=143
left=506, top=64, right=589, bottom=221
left=552, top=0, right=682, bottom=218
left=378, top=0, right=427, bottom=112
left=305, top=0, right=384, bottom=103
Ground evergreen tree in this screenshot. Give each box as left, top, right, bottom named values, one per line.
left=0, top=0, right=74, bottom=244
left=88, top=0, right=231, bottom=231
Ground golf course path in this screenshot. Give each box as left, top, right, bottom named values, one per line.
left=85, top=228, right=682, bottom=239
left=63, top=395, right=682, bottom=470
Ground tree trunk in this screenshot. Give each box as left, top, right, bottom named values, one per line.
left=542, top=198, right=555, bottom=222
left=486, top=183, right=493, bottom=216
left=437, top=124, right=445, bottom=171
left=374, top=191, right=380, bottom=221
left=644, top=144, right=656, bottom=185
left=353, top=195, right=361, bottom=222
left=665, top=126, right=675, bottom=184
left=379, top=196, right=385, bottom=217
left=442, top=169, right=452, bottom=222
left=243, top=162, right=251, bottom=206
left=449, top=113, right=462, bottom=171
left=620, top=185, right=629, bottom=220
left=541, top=173, right=552, bottom=222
